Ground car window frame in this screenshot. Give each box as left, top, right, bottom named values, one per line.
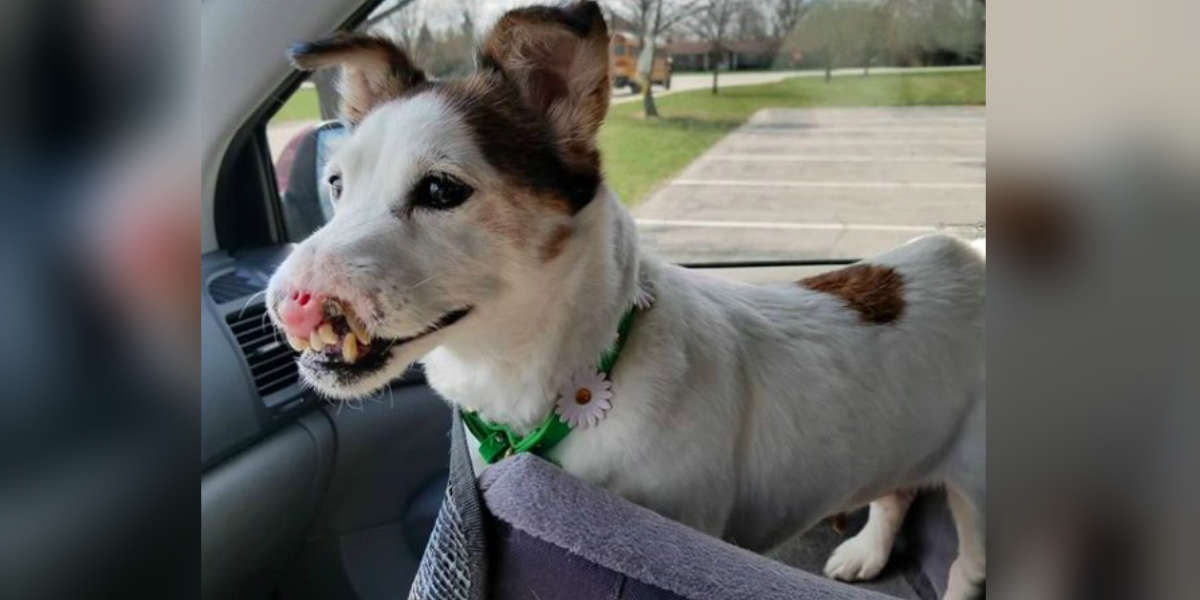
left=212, top=0, right=386, bottom=252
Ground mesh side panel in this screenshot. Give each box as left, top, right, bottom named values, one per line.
left=408, top=483, right=472, bottom=600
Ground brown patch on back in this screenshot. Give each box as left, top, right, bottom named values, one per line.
left=540, top=224, right=574, bottom=262
left=800, top=264, right=906, bottom=324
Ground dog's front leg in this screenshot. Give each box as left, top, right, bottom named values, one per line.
left=823, top=490, right=915, bottom=582
left=943, top=485, right=985, bottom=600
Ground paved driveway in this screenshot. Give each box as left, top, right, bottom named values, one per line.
left=634, top=106, right=986, bottom=262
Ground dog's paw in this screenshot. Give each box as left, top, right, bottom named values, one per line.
left=633, top=270, right=656, bottom=310
left=823, top=534, right=890, bottom=582
left=633, top=284, right=656, bottom=309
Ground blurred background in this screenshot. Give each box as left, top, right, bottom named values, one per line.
left=269, top=0, right=986, bottom=263
left=0, top=0, right=1196, bottom=598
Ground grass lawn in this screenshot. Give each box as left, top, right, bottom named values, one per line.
left=599, top=70, right=984, bottom=206
left=273, top=86, right=320, bottom=123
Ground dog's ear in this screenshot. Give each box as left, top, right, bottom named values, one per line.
left=289, top=34, right=426, bottom=125
left=480, top=1, right=610, bottom=147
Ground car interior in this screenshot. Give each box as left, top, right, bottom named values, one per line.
left=201, top=1, right=963, bottom=598
left=202, top=1, right=452, bottom=597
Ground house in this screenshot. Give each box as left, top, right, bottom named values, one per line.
left=666, top=39, right=780, bottom=71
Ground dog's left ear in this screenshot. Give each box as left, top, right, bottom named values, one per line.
left=289, top=34, right=426, bottom=125
left=480, top=1, right=610, bottom=147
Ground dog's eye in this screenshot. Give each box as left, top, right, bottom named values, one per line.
left=327, top=173, right=343, bottom=201
left=412, top=173, right=473, bottom=210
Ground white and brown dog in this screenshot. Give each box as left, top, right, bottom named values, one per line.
left=267, top=3, right=984, bottom=598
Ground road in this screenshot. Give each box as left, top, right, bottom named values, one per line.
left=633, top=106, right=985, bottom=263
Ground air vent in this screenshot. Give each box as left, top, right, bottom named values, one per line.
left=209, top=271, right=266, bottom=304
left=226, top=303, right=299, bottom=400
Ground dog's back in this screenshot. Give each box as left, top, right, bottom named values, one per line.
left=617, top=234, right=984, bottom=550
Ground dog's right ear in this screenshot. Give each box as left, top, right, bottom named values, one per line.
left=479, top=1, right=610, bottom=148
left=289, top=34, right=426, bottom=125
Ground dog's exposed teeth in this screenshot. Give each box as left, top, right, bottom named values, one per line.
left=342, top=334, right=359, bottom=363
left=297, top=320, right=369, bottom=365
left=288, top=334, right=309, bottom=352
left=288, top=300, right=471, bottom=375
left=290, top=297, right=373, bottom=366
left=318, top=322, right=339, bottom=345
left=348, top=315, right=370, bottom=345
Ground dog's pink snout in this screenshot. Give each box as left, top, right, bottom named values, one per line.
left=278, top=290, right=325, bottom=340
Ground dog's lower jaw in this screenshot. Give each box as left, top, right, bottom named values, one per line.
left=299, top=354, right=406, bottom=401
left=298, top=328, right=446, bottom=400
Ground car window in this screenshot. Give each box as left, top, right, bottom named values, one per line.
left=267, top=0, right=985, bottom=261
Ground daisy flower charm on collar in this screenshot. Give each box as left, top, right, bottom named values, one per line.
left=554, top=367, right=613, bottom=429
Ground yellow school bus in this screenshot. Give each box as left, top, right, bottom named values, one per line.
left=610, top=32, right=672, bottom=93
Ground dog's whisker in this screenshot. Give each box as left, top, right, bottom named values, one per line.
left=260, top=308, right=274, bottom=334
left=445, top=250, right=493, bottom=271
left=405, top=273, right=437, bottom=292
left=367, top=387, right=385, bottom=406
left=237, top=290, right=268, bottom=320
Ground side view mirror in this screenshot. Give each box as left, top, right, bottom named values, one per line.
left=275, top=121, right=347, bottom=242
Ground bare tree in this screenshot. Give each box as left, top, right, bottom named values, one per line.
left=771, top=0, right=811, bottom=39
left=924, top=0, right=984, bottom=63
left=785, top=0, right=872, bottom=82
left=734, top=2, right=769, bottom=39
left=773, top=0, right=983, bottom=75
left=861, top=1, right=890, bottom=75
left=870, top=0, right=984, bottom=67
left=689, top=0, right=745, bottom=95
left=374, top=1, right=430, bottom=66
left=615, top=0, right=698, bottom=117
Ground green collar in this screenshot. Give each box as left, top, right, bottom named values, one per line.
left=463, top=305, right=638, bottom=464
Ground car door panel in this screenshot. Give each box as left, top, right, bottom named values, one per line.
left=277, top=383, right=451, bottom=600
left=201, top=412, right=334, bottom=600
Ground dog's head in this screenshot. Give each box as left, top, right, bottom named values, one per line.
left=266, top=2, right=611, bottom=398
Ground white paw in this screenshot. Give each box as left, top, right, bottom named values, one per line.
left=633, top=285, right=656, bottom=309
left=823, top=534, right=890, bottom=582
left=633, top=271, right=657, bottom=309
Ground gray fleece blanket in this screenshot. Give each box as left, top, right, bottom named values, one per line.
left=481, top=453, right=913, bottom=599
left=410, top=411, right=955, bottom=599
